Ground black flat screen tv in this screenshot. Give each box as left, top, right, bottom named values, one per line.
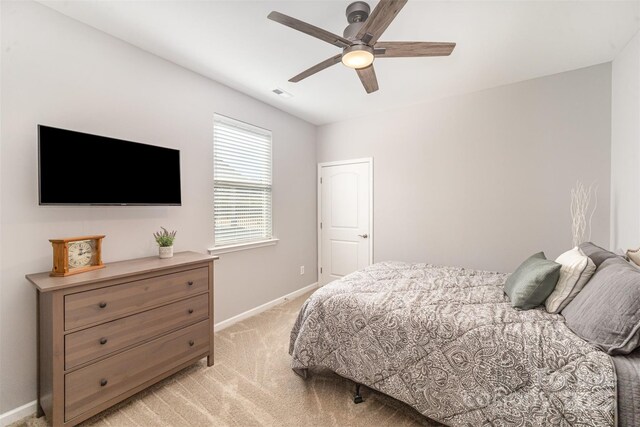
left=38, top=125, right=181, bottom=206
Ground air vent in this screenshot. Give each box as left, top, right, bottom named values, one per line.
left=272, top=88, right=293, bottom=98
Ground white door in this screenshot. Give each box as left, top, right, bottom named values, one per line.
left=319, top=159, right=372, bottom=286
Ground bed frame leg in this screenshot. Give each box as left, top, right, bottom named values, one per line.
left=354, top=383, right=364, bottom=404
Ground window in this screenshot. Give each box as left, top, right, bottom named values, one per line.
left=213, top=114, right=272, bottom=247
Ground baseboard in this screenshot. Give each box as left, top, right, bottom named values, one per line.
left=214, top=282, right=318, bottom=332
left=0, top=282, right=318, bottom=424
left=0, top=400, right=37, bottom=427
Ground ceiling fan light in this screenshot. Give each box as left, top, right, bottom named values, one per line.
left=342, top=45, right=374, bottom=69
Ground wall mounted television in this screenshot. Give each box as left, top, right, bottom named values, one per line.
left=38, top=125, right=181, bottom=206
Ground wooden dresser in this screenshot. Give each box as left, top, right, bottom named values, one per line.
left=26, top=251, right=218, bottom=426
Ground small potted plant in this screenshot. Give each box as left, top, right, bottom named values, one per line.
left=154, top=227, right=177, bottom=259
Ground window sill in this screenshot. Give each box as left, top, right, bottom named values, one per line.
left=208, top=238, right=279, bottom=255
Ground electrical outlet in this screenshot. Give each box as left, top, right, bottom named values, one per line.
left=300, top=266, right=305, bottom=275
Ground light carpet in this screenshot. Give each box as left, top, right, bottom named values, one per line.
left=12, top=291, right=442, bottom=427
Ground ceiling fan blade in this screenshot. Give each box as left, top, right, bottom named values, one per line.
left=268, top=11, right=351, bottom=48
left=289, top=54, right=342, bottom=82
left=375, top=41, right=456, bottom=57
left=356, top=65, right=379, bottom=94
left=356, top=0, right=408, bottom=45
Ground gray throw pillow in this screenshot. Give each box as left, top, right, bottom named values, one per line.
left=578, top=242, right=618, bottom=268
left=563, top=257, right=640, bottom=355
left=504, top=252, right=561, bottom=310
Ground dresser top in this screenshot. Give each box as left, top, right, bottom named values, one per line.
left=26, top=251, right=218, bottom=292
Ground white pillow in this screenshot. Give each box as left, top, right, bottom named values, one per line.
left=627, top=247, right=640, bottom=267
left=545, top=247, right=596, bottom=314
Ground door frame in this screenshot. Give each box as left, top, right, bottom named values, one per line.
left=317, top=157, right=374, bottom=285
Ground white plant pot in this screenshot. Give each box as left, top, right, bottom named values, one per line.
left=159, top=246, right=173, bottom=259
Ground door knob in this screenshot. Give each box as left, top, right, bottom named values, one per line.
left=358, top=234, right=368, bottom=239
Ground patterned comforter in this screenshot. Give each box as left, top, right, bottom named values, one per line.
left=289, top=262, right=616, bottom=426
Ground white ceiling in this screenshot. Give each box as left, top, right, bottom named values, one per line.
left=39, top=0, right=640, bottom=125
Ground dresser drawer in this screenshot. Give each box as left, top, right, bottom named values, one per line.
left=65, top=294, right=209, bottom=370
left=64, top=267, right=208, bottom=330
left=65, top=320, right=209, bottom=421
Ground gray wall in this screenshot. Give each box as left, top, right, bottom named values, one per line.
left=611, top=30, right=640, bottom=251
left=0, top=1, right=317, bottom=413
left=318, top=64, right=612, bottom=273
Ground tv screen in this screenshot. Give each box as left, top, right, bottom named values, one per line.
left=38, top=125, right=181, bottom=206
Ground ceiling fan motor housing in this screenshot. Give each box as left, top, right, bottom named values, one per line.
left=343, top=1, right=369, bottom=41
left=343, top=22, right=365, bottom=40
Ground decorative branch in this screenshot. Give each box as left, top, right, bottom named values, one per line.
left=570, top=181, right=598, bottom=247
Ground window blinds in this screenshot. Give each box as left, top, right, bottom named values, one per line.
left=213, top=115, right=272, bottom=246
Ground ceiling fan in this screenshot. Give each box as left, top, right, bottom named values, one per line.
left=267, top=0, right=456, bottom=94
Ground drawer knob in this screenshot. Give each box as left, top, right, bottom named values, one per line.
left=100, top=379, right=108, bottom=387
left=99, top=337, right=108, bottom=345
left=189, top=340, right=195, bottom=347
left=188, top=308, right=194, bottom=314
left=187, top=281, right=194, bottom=286
left=98, top=301, right=107, bottom=309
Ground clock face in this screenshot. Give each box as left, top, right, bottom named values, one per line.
left=68, top=240, right=96, bottom=269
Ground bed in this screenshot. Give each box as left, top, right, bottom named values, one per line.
left=289, top=261, right=640, bottom=426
